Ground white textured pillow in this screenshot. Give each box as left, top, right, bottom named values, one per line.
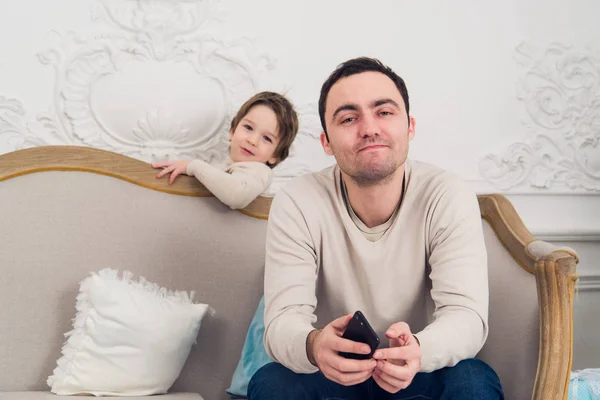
left=47, top=268, right=213, bottom=396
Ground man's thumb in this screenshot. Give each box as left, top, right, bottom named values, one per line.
left=331, top=313, right=353, bottom=330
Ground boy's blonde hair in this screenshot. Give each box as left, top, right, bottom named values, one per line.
left=230, top=91, right=299, bottom=168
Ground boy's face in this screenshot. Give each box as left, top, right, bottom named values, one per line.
left=229, top=105, right=280, bottom=165
left=320, top=71, right=415, bottom=185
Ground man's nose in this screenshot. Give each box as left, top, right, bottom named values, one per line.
left=359, top=114, right=379, bottom=137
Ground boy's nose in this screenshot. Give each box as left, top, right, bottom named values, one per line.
left=247, top=133, right=258, bottom=146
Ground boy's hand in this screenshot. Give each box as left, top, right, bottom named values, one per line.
left=152, top=160, right=191, bottom=184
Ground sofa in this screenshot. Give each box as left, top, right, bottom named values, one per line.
left=0, top=146, right=579, bottom=400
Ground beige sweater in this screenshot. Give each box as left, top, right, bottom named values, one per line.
left=263, top=160, right=489, bottom=374
left=186, top=159, right=272, bottom=209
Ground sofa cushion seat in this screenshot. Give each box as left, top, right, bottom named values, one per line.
left=0, top=392, right=203, bottom=400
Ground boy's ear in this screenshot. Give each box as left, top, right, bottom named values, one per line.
left=268, top=155, right=280, bottom=166
left=320, top=132, right=333, bottom=155
left=229, top=129, right=234, bottom=140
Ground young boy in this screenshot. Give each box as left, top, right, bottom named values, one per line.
left=152, top=91, right=299, bottom=209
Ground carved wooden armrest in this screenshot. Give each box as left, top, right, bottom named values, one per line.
left=532, top=250, right=578, bottom=400
left=478, top=194, right=579, bottom=400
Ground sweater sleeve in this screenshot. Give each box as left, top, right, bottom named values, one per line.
left=263, top=189, right=320, bottom=374
left=413, top=179, right=489, bottom=372
left=186, top=160, right=272, bottom=209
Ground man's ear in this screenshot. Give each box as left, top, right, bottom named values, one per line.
left=408, top=116, right=416, bottom=141
left=320, top=132, right=333, bottom=155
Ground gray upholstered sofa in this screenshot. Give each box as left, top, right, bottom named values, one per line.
left=0, top=146, right=578, bottom=400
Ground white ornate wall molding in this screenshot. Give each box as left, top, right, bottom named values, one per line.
left=479, top=42, right=600, bottom=193
left=0, top=96, right=50, bottom=150
left=0, top=97, right=27, bottom=149
left=534, top=231, right=600, bottom=242
left=0, top=0, right=333, bottom=192
left=576, top=275, right=600, bottom=292
left=0, top=0, right=317, bottom=173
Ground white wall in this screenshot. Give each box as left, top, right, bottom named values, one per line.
left=1, top=0, right=598, bottom=369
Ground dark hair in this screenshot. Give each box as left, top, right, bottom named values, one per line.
left=230, top=91, right=299, bottom=168
left=318, top=57, right=410, bottom=139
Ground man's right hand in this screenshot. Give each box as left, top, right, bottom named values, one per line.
left=307, top=314, right=377, bottom=386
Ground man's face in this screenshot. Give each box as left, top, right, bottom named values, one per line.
left=321, top=71, right=415, bottom=186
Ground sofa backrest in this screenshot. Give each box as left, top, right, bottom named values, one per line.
left=0, top=147, right=269, bottom=400
left=0, top=147, right=576, bottom=400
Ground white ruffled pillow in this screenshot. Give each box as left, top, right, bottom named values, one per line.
left=47, top=268, right=212, bottom=396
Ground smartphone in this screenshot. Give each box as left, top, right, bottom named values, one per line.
left=339, top=310, right=380, bottom=360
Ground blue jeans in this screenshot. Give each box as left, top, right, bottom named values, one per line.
left=247, top=358, right=504, bottom=400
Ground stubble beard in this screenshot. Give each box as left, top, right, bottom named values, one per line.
left=347, top=154, right=398, bottom=187
left=332, top=136, right=408, bottom=187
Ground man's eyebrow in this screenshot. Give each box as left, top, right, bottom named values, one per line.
left=331, top=104, right=359, bottom=122
left=372, top=98, right=400, bottom=109
left=331, top=99, right=401, bottom=122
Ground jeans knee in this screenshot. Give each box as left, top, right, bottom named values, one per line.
left=248, top=363, right=283, bottom=399
left=248, top=362, right=308, bottom=400
left=443, top=359, right=504, bottom=399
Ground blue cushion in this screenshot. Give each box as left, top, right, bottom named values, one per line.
left=568, top=369, right=600, bottom=400
left=226, top=296, right=272, bottom=398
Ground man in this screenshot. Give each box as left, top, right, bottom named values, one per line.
left=248, top=57, right=504, bottom=399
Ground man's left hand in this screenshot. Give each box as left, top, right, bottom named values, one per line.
left=372, top=322, right=421, bottom=393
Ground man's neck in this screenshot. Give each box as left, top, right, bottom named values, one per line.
left=343, top=165, right=406, bottom=228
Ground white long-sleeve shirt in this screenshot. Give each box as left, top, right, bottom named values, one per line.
left=186, top=159, right=273, bottom=210
left=263, top=159, right=489, bottom=374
